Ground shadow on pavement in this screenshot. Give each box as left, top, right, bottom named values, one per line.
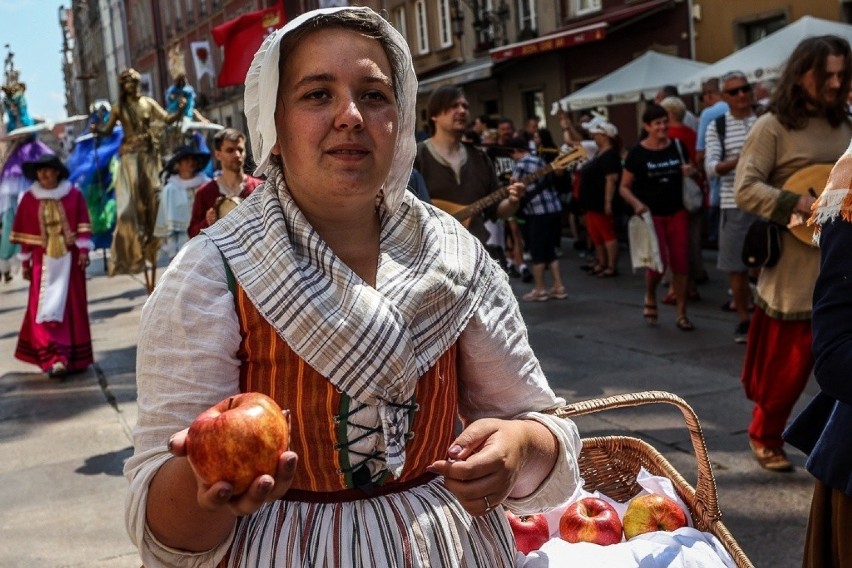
left=76, top=445, right=134, bottom=476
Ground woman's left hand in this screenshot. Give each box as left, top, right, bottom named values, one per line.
left=428, top=418, right=532, bottom=517
left=78, top=252, right=90, bottom=270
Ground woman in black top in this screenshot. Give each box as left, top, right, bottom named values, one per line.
left=619, top=104, right=696, bottom=331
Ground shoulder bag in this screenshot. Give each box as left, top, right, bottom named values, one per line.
left=741, top=219, right=782, bottom=268
left=674, top=139, right=703, bottom=213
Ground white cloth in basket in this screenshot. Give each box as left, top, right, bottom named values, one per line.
left=514, top=468, right=736, bottom=568
left=517, top=526, right=735, bottom=568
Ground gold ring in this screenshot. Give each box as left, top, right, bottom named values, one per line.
left=483, top=495, right=491, bottom=511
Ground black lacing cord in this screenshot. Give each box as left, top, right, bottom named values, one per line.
left=334, top=399, right=418, bottom=483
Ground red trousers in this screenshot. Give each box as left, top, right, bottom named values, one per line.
left=741, top=306, right=813, bottom=447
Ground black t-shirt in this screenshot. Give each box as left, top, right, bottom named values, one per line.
left=487, top=145, right=515, bottom=184
left=578, top=147, right=622, bottom=213
left=623, top=141, right=684, bottom=216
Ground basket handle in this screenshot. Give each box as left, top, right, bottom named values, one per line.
left=549, top=390, right=721, bottom=523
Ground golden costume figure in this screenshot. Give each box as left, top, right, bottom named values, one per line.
left=93, top=68, right=182, bottom=292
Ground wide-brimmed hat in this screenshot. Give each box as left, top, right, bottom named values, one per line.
left=22, top=154, right=70, bottom=182
left=165, top=145, right=211, bottom=175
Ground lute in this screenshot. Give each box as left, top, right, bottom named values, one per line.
left=431, top=144, right=588, bottom=226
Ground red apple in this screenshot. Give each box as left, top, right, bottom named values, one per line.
left=559, top=496, right=623, bottom=545
left=622, top=493, right=688, bottom=540
left=186, top=392, right=289, bottom=495
left=505, top=511, right=551, bottom=554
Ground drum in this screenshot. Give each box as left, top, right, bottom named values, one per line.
left=215, top=195, right=243, bottom=219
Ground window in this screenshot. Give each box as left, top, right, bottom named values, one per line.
left=173, top=1, right=182, bottom=31
left=394, top=6, right=407, bottom=41
left=740, top=14, right=786, bottom=45
left=437, top=0, right=452, bottom=48
left=523, top=90, right=546, bottom=128
left=517, top=0, right=536, bottom=34
left=162, top=2, right=171, bottom=35
left=415, top=1, right=430, bottom=54
left=573, top=0, right=601, bottom=17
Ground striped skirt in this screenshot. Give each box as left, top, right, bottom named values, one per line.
left=218, top=478, right=517, bottom=567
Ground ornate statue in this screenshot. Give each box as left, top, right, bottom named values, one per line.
left=92, top=68, right=183, bottom=292
left=0, top=46, right=49, bottom=282
left=163, top=44, right=210, bottom=153
left=1, top=46, right=33, bottom=132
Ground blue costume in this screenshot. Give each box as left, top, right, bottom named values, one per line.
left=66, top=108, right=123, bottom=251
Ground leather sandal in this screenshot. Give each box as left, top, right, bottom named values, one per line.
left=749, top=441, right=793, bottom=472
left=549, top=286, right=568, bottom=300
left=522, top=289, right=550, bottom=302
left=676, top=315, right=695, bottom=331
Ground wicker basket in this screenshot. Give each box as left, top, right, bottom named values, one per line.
left=549, top=390, right=754, bottom=568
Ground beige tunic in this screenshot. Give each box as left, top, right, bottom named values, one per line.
left=734, top=114, right=852, bottom=320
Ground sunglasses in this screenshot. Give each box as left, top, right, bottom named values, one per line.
left=724, top=84, right=752, bottom=96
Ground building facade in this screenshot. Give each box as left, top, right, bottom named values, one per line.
left=60, top=0, right=852, bottom=151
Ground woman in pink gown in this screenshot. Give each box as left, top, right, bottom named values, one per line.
left=10, top=154, right=94, bottom=378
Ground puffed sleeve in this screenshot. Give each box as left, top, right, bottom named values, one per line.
left=124, top=236, right=242, bottom=568
left=456, top=282, right=582, bottom=514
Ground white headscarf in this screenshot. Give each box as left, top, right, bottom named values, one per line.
left=244, top=6, right=417, bottom=216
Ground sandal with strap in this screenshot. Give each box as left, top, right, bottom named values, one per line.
left=676, top=315, right=695, bottom=331
left=643, top=303, right=658, bottom=326
left=550, top=286, right=568, bottom=300
left=661, top=291, right=676, bottom=305
left=522, top=289, right=550, bottom=302
left=597, top=267, right=618, bottom=278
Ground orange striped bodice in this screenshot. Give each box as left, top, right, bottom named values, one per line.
left=233, top=286, right=459, bottom=492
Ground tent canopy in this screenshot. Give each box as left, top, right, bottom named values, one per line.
left=679, top=16, right=852, bottom=94
left=554, top=51, right=708, bottom=112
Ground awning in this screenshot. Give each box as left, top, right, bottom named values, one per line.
left=417, top=57, right=493, bottom=95
left=490, top=0, right=674, bottom=63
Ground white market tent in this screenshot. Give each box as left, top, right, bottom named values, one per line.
left=679, top=16, right=852, bottom=94
left=554, top=51, right=709, bottom=112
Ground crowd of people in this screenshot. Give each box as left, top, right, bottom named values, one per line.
left=2, top=6, right=851, bottom=565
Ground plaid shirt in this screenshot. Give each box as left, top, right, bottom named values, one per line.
left=512, top=153, right=562, bottom=216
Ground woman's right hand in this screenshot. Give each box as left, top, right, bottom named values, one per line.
left=632, top=201, right=648, bottom=215
left=168, top=428, right=299, bottom=517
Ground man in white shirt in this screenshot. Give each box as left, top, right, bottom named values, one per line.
left=704, top=71, right=758, bottom=343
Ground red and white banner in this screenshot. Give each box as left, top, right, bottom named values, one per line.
left=211, top=6, right=286, bottom=88
left=191, top=40, right=216, bottom=82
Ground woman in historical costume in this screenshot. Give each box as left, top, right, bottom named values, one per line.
left=124, top=7, right=581, bottom=567
left=153, top=144, right=210, bottom=259
left=10, top=154, right=93, bottom=378
left=92, top=68, right=182, bottom=291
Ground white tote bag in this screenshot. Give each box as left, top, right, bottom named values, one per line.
left=628, top=212, right=663, bottom=273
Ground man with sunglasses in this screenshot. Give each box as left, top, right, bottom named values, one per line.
left=704, top=71, right=758, bottom=344
left=733, top=36, right=852, bottom=475
left=695, top=78, right=729, bottom=250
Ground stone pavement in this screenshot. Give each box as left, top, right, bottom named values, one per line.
left=0, top=242, right=817, bottom=567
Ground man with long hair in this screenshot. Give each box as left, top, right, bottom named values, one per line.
left=734, top=35, right=852, bottom=473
